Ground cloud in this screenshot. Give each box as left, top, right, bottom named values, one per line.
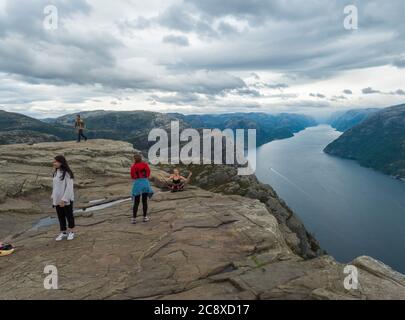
left=143, top=0, right=405, bottom=77
left=330, top=95, right=347, bottom=102
left=392, top=56, right=405, bottom=68
left=265, top=83, right=289, bottom=90
left=118, top=17, right=152, bottom=31
left=0, top=0, right=404, bottom=117
left=162, top=34, right=190, bottom=46
left=310, top=93, right=326, bottom=99
left=150, top=92, right=201, bottom=105
left=390, top=89, right=405, bottom=95
left=362, top=87, right=381, bottom=94
left=231, top=88, right=262, bottom=97
left=250, top=73, right=260, bottom=80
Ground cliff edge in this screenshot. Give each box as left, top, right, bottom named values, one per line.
left=0, top=140, right=404, bottom=299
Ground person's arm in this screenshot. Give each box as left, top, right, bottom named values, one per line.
left=186, top=172, right=192, bottom=183
left=145, top=163, right=151, bottom=178
left=164, top=174, right=174, bottom=182
left=130, top=164, right=136, bottom=180
left=61, top=173, right=74, bottom=205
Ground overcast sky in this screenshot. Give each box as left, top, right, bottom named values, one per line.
left=0, top=0, right=404, bottom=118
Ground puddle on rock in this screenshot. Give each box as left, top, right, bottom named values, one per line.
left=30, top=198, right=132, bottom=231
left=88, top=198, right=107, bottom=204
left=74, top=198, right=131, bottom=214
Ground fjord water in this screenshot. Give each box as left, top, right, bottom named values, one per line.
left=254, top=125, right=405, bottom=272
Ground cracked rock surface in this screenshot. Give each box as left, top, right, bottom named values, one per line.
left=0, top=140, right=404, bottom=299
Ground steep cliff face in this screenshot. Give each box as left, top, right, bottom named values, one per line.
left=325, top=104, right=405, bottom=179
left=158, top=164, right=322, bottom=259
left=328, top=108, right=380, bottom=132
left=0, top=140, right=404, bottom=299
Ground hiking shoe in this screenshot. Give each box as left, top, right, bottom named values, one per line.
left=131, top=218, right=137, bottom=224
left=67, top=232, right=75, bottom=241
left=143, top=216, right=150, bottom=223
left=56, top=232, right=67, bottom=241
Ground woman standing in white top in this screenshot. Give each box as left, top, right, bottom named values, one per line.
left=52, top=155, right=76, bottom=241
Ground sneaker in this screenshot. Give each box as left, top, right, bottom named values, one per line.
left=56, top=232, right=67, bottom=241
left=131, top=218, right=137, bottom=224
left=67, top=232, right=75, bottom=241
left=143, top=216, right=150, bottom=223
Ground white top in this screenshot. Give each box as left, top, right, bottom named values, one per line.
left=51, top=169, right=75, bottom=206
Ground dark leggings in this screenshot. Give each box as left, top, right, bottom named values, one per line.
left=56, top=202, right=75, bottom=232
left=169, top=182, right=185, bottom=192
left=133, top=193, right=148, bottom=218
left=77, top=129, right=87, bottom=142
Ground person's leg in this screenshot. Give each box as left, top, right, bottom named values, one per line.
left=77, top=130, right=81, bottom=142
left=55, top=206, right=68, bottom=241
left=65, top=202, right=75, bottom=231
left=64, top=203, right=75, bottom=240
left=56, top=206, right=67, bottom=232
left=79, top=130, right=87, bottom=141
left=141, top=193, right=148, bottom=217
left=132, top=195, right=141, bottom=219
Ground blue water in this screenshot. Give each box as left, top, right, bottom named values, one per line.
left=254, top=125, right=405, bottom=272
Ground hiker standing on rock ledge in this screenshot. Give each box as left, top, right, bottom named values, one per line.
left=52, top=155, right=76, bottom=241
left=130, top=154, right=153, bottom=224
left=75, top=115, right=88, bottom=143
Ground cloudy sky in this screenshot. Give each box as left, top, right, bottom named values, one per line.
left=0, top=0, right=404, bottom=119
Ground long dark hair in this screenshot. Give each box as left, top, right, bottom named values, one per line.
left=54, top=155, right=74, bottom=180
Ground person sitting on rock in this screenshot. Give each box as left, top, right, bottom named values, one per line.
left=52, top=155, right=76, bottom=241
left=130, top=153, right=154, bottom=224
left=165, top=169, right=192, bottom=192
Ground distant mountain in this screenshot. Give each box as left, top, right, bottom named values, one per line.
left=46, top=110, right=186, bottom=151
left=1, top=109, right=316, bottom=149
left=42, top=110, right=115, bottom=125
left=46, top=110, right=316, bottom=149
left=0, top=110, right=75, bottom=144
left=171, top=112, right=317, bottom=146
left=328, top=108, right=380, bottom=132
left=0, top=130, right=61, bottom=145
left=324, top=104, right=405, bottom=179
